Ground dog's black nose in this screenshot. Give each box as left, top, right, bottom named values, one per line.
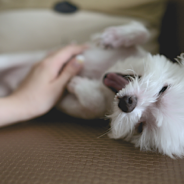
left=118, top=95, right=137, bottom=113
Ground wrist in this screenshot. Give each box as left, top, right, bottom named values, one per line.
left=0, top=95, right=35, bottom=127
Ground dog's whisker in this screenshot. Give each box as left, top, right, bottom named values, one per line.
left=97, top=128, right=111, bottom=139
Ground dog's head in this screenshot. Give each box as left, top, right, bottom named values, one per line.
left=103, top=54, right=184, bottom=158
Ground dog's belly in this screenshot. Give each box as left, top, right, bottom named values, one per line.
left=79, top=46, right=141, bottom=79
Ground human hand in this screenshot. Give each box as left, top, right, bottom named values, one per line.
left=0, top=45, right=86, bottom=126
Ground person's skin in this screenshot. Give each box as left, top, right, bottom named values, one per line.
left=0, top=45, right=86, bottom=127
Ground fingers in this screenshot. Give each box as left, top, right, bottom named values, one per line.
left=51, top=44, right=87, bottom=70
left=36, top=44, right=86, bottom=80
left=44, top=45, right=86, bottom=79
left=56, top=58, right=84, bottom=86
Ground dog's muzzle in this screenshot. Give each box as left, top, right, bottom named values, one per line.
left=103, top=73, right=137, bottom=113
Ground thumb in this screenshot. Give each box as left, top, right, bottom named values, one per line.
left=56, top=58, right=84, bottom=86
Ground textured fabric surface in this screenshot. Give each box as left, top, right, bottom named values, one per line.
left=0, top=109, right=184, bottom=184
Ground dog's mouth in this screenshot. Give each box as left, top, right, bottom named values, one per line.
left=103, top=73, right=139, bottom=113
left=104, top=73, right=169, bottom=134
left=104, top=73, right=145, bottom=133
left=103, top=73, right=132, bottom=93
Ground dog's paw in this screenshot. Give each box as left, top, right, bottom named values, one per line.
left=67, top=76, right=88, bottom=94
left=100, top=27, right=125, bottom=48
left=67, top=77, right=80, bottom=94
left=98, top=22, right=149, bottom=48
left=67, top=76, right=100, bottom=99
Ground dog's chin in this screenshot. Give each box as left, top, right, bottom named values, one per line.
left=103, top=73, right=130, bottom=93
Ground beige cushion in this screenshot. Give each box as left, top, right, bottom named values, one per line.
left=0, top=0, right=167, bottom=27
left=0, top=10, right=159, bottom=54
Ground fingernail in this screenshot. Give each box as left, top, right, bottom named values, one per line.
left=76, top=55, right=85, bottom=62
left=73, top=55, right=85, bottom=67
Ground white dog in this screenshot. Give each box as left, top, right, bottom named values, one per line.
left=1, top=21, right=184, bottom=158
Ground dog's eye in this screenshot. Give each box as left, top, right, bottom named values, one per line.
left=137, top=122, right=143, bottom=133
left=158, top=86, right=168, bottom=95
left=135, top=122, right=145, bottom=133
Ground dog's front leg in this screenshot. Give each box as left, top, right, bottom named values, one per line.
left=58, top=76, right=110, bottom=119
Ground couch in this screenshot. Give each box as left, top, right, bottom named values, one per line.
left=0, top=0, right=184, bottom=183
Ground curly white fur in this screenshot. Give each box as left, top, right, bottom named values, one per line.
left=109, top=54, right=184, bottom=158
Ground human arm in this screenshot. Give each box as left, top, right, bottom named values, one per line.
left=0, top=45, right=86, bottom=127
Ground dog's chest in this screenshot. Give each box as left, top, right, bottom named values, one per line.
left=79, top=46, right=141, bottom=79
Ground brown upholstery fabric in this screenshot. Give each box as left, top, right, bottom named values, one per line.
left=0, top=109, right=184, bottom=184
